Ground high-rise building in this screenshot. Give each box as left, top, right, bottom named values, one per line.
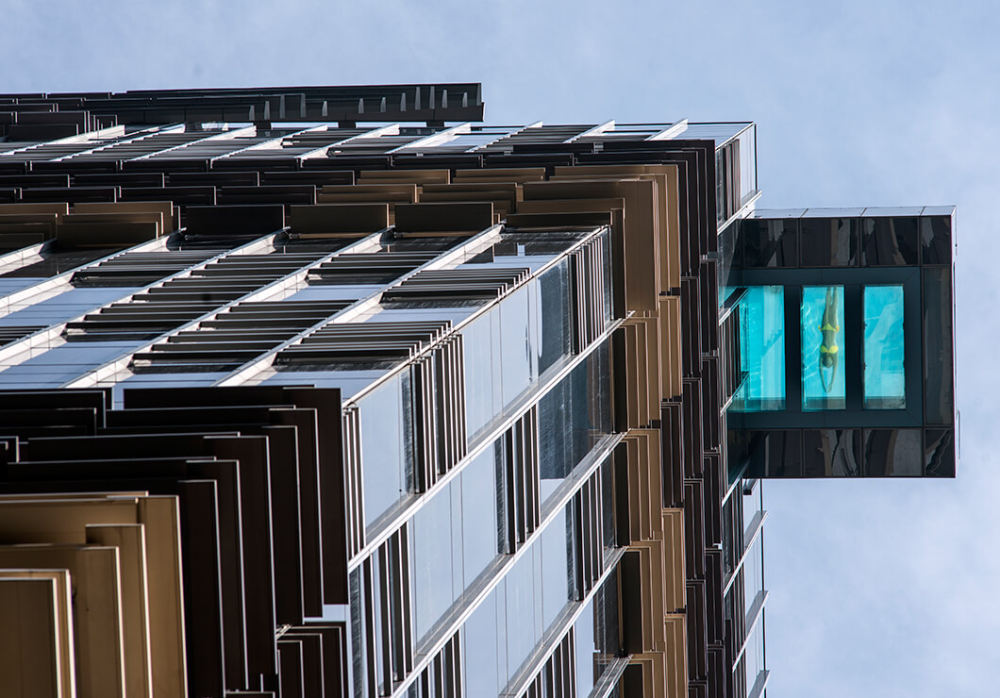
left=0, top=84, right=955, bottom=698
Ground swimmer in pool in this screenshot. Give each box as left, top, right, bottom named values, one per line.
left=819, top=287, right=839, bottom=393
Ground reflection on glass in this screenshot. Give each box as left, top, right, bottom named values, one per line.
left=742, top=219, right=797, bottom=268
left=863, top=429, right=921, bottom=476
left=410, top=448, right=501, bottom=645
left=733, top=286, right=785, bottom=411
left=574, top=572, right=620, bottom=695
left=799, top=218, right=858, bottom=266
left=801, top=285, right=845, bottom=410
left=504, top=546, right=541, bottom=674
left=924, top=429, right=955, bottom=477
left=359, top=374, right=413, bottom=527
left=499, top=284, right=537, bottom=406
left=462, top=276, right=564, bottom=441
left=802, top=429, right=861, bottom=476
left=461, top=500, right=578, bottom=695
left=462, top=309, right=502, bottom=437
left=920, top=215, right=952, bottom=265
left=462, top=592, right=502, bottom=696
left=461, top=449, right=501, bottom=587
left=410, top=481, right=456, bottom=642
left=600, top=458, right=616, bottom=553
left=462, top=233, right=608, bottom=444
left=539, top=507, right=571, bottom=630
left=537, top=259, right=572, bottom=375
left=575, top=595, right=596, bottom=696
left=538, top=342, right=611, bottom=502
left=862, top=218, right=918, bottom=266
left=406, top=443, right=507, bottom=648
left=923, top=267, right=954, bottom=424
left=863, top=285, right=905, bottom=409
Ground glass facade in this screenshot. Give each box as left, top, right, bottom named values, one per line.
left=340, top=222, right=621, bottom=697
left=460, top=484, right=616, bottom=696
left=732, top=210, right=955, bottom=481
left=409, top=447, right=500, bottom=643
left=0, top=86, right=956, bottom=698
left=350, top=335, right=617, bottom=693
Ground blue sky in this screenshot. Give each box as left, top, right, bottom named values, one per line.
left=3, top=1, right=993, bottom=694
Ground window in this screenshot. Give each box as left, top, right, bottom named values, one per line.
left=410, top=447, right=501, bottom=645
left=733, top=286, right=785, bottom=411
left=863, top=285, right=905, bottom=409
left=538, top=343, right=611, bottom=502
left=801, top=285, right=845, bottom=410
left=359, top=374, right=414, bottom=528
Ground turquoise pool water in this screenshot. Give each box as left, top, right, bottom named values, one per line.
left=732, top=283, right=905, bottom=412
left=863, top=285, right=905, bottom=408
left=733, top=286, right=785, bottom=411
left=801, top=285, right=846, bottom=410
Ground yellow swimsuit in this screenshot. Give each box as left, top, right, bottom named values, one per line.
left=819, top=323, right=838, bottom=354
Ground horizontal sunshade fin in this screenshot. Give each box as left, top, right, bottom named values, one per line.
left=277, top=319, right=451, bottom=366
left=381, top=266, right=529, bottom=302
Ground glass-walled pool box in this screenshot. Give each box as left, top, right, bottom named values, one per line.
left=725, top=207, right=955, bottom=478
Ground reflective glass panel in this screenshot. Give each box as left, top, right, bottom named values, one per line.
left=459, top=495, right=583, bottom=695
left=802, top=429, right=861, bottom=476
left=799, top=218, right=858, bottom=266
left=742, top=219, right=797, bottom=268
left=536, top=259, right=572, bottom=376
left=504, top=545, right=541, bottom=676
left=600, top=458, right=616, bottom=552
left=462, top=308, right=502, bottom=438
left=924, top=429, right=955, bottom=477
left=923, top=267, right=954, bottom=424
left=575, top=595, right=596, bottom=696
left=574, top=572, right=621, bottom=696
left=410, top=480, right=457, bottom=642
left=863, top=285, right=905, bottom=409
left=462, top=592, right=502, bottom=696
left=733, top=286, right=785, bottom=411
left=460, top=448, right=501, bottom=587
left=499, top=284, right=537, bottom=406
left=0, top=277, right=44, bottom=296
left=920, top=215, right=952, bottom=265
left=538, top=342, right=612, bottom=502
left=539, top=506, right=571, bottom=630
left=462, top=266, right=576, bottom=443
left=801, top=285, right=845, bottom=410
left=409, top=446, right=501, bottom=647
left=861, top=217, right=918, bottom=265
left=863, top=429, right=922, bottom=476
left=359, top=374, right=412, bottom=527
